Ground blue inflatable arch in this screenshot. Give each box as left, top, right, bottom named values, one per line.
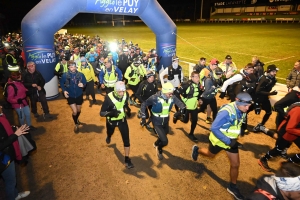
left=21, top=0, right=177, bottom=99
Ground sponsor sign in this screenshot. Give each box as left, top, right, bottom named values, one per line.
left=87, top=0, right=141, bottom=15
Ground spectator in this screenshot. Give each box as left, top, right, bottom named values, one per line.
left=22, top=62, right=53, bottom=119
left=286, top=60, right=300, bottom=92
left=193, top=57, right=206, bottom=73
left=252, top=56, right=264, bottom=80
left=219, top=55, right=237, bottom=79
left=0, top=105, right=31, bottom=200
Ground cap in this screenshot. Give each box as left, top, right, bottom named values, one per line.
left=225, top=55, right=232, bottom=60
left=210, top=58, right=219, bottom=65
left=162, top=82, right=174, bottom=94
left=235, top=92, right=253, bottom=106
left=90, top=48, right=94, bottom=52
left=60, top=55, right=66, bottom=61
left=114, top=81, right=126, bottom=92
left=214, top=67, right=223, bottom=75
left=267, top=64, right=279, bottom=73
left=172, top=55, right=179, bottom=62
left=80, top=57, right=87, bottom=62
left=64, top=46, right=70, bottom=50
left=146, top=71, right=155, bottom=79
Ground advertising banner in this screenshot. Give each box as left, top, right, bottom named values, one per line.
left=86, top=0, right=141, bottom=15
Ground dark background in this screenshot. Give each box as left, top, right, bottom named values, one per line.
left=0, top=0, right=205, bottom=33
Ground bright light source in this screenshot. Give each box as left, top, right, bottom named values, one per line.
left=109, top=42, right=118, bottom=52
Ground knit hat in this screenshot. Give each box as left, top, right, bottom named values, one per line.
left=235, top=92, right=253, bottom=106
left=80, top=57, right=87, bottom=62
left=162, top=82, right=174, bottom=93
left=114, top=81, right=126, bottom=92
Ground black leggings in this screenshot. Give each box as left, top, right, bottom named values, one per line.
left=181, top=109, right=198, bottom=135
left=106, top=118, right=130, bottom=147
left=260, top=99, right=272, bottom=125
left=199, top=97, right=218, bottom=120
left=129, top=83, right=140, bottom=101
left=153, top=124, right=169, bottom=152
left=85, top=80, right=95, bottom=100
left=264, top=136, right=300, bottom=161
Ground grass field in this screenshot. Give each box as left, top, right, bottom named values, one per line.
left=66, top=23, right=300, bottom=83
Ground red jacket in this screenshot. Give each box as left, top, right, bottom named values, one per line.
left=6, top=79, right=29, bottom=109
left=280, top=106, right=300, bottom=142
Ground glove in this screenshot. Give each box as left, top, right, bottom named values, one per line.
left=140, top=118, right=146, bottom=127
left=254, top=103, right=261, bottom=115
left=126, top=107, right=131, bottom=118
left=219, top=92, right=226, bottom=99
left=17, top=99, right=23, bottom=104
left=106, top=110, right=121, bottom=118
left=229, top=139, right=238, bottom=148
left=269, top=90, right=278, bottom=95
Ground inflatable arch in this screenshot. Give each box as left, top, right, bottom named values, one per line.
left=21, top=0, right=177, bottom=99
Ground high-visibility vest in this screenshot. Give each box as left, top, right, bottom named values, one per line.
left=6, top=54, right=17, bottom=65
left=107, top=92, right=126, bottom=121
left=104, top=66, right=117, bottom=88
left=182, top=83, right=199, bottom=110
left=151, top=97, right=173, bottom=118
left=209, top=102, right=246, bottom=149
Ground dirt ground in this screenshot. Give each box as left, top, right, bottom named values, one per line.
left=1, top=88, right=299, bottom=200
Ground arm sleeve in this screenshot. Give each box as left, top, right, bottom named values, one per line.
left=60, top=74, right=67, bottom=93
left=173, top=95, right=185, bottom=110
left=38, top=73, right=46, bottom=88
left=159, top=68, right=168, bottom=83
left=99, top=71, right=104, bottom=84
left=100, top=96, right=111, bottom=117
left=81, top=73, right=87, bottom=85
left=124, top=67, right=131, bottom=80
left=220, top=74, right=242, bottom=92
left=0, top=124, right=18, bottom=151
left=140, top=95, right=156, bottom=117
left=286, top=71, right=292, bottom=88
left=115, top=67, right=123, bottom=81
left=210, top=110, right=232, bottom=145
left=285, top=107, right=300, bottom=136
left=135, top=83, right=144, bottom=103
left=89, top=64, right=96, bottom=81
left=7, top=85, right=18, bottom=104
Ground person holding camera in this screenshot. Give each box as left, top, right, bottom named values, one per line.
left=99, top=81, right=133, bottom=169
left=192, top=92, right=253, bottom=200
left=253, top=65, right=279, bottom=133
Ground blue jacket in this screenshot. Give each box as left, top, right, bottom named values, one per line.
left=60, top=71, right=87, bottom=98
left=99, top=66, right=123, bottom=85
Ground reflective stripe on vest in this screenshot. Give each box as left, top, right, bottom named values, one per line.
left=104, top=66, right=117, bottom=87
left=151, top=97, right=173, bottom=117
left=6, top=54, right=17, bottom=64
left=107, top=92, right=126, bottom=121
left=209, top=102, right=246, bottom=149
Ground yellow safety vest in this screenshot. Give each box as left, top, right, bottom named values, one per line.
left=107, top=92, right=126, bottom=121
left=182, top=83, right=199, bottom=110
left=104, top=66, right=117, bottom=88
left=209, top=102, right=246, bottom=149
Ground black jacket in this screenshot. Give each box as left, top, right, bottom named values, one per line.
left=22, top=70, right=46, bottom=95
left=255, top=74, right=276, bottom=101
left=135, top=80, right=158, bottom=103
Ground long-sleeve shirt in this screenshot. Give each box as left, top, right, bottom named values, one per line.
left=220, top=69, right=245, bottom=93
left=210, top=104, right=244, bottom=145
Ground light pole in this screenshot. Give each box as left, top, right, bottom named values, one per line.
left=200, top=0, right=204, bottom=20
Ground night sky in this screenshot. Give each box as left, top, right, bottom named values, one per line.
left=0, top=0, right=201, bottom=33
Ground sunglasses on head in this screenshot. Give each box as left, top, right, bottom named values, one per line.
left=237, top=98, right=253, bottom=104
